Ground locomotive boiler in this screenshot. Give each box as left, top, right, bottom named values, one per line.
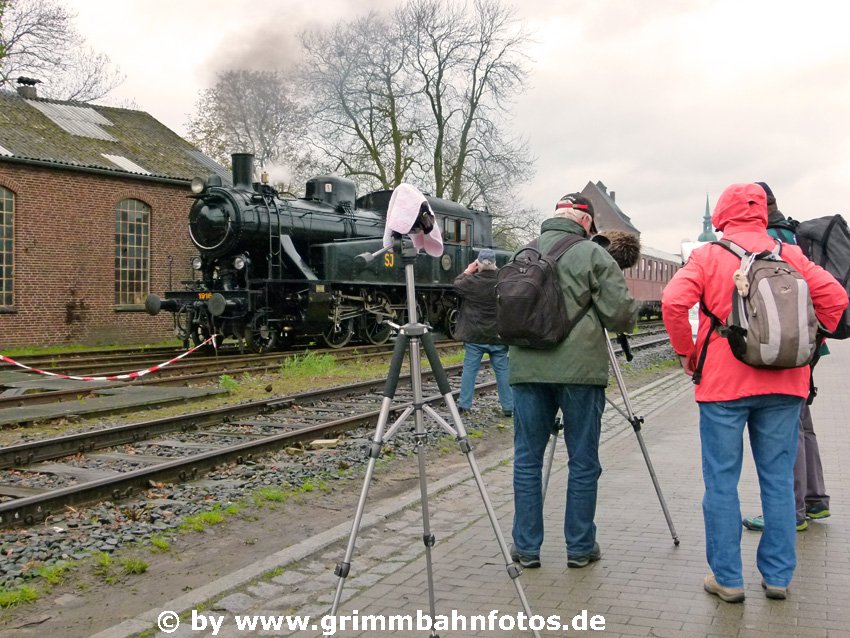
left=145, top=153, right=503, bottom=352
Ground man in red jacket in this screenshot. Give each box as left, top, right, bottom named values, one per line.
left=662, top=183, right=848, bottom=603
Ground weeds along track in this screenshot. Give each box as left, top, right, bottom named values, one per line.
left=0, top=341, right=463, bottom=413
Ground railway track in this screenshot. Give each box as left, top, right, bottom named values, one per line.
left=0, top=341, right=464, bottom=412
left=0, top=333, right=672, bottom=528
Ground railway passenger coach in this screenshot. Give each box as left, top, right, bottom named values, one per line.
left=622, top=245, right=682, bottom=319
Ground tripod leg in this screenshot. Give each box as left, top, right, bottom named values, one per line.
left=606, top=337, right=680, bottom=545
left=421, top=333, right=541, bottom=638
left=330, top=335, right=409, bottom=614
left=407, top=334, right=441, bottom=635
left=541, top=416, right=563, bottom=506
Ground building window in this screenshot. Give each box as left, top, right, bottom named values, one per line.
left=0, top=187, right=13, bottom=308
left=115, top=198, right=150, bottom=305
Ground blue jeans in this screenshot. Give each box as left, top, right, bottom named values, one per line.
left=458, top=343, right=512, bottom=412
left=511, top=383, right=604, bottom=558
left=699, top=395, right=802, bottom=588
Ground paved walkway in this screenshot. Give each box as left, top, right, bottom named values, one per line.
left=100, top=341, right=850, bottom=638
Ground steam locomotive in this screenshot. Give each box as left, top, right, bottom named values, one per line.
left=145, top=153, right=502, bottom=352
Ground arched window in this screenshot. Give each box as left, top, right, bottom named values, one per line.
left=0, top=187, right=13, bottom=308
left=115, top=198, right=150, bottom=305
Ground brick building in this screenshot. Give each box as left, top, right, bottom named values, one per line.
left=0, top=82, right=229, bottom=349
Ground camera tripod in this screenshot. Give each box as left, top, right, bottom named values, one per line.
left=542, top=332, right=680, bottom=545
left=330, top=238, right=540, bottom=637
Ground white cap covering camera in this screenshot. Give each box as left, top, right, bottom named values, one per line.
left=382, top=184, right=444, bottom=257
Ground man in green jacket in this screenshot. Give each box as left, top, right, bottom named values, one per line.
left=510, top=193, right=638, bottom=569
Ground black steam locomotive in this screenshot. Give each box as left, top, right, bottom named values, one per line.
left=145, top=153, right=503, bottom=352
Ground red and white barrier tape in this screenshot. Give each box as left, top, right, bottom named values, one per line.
left=0, top=336, right=218, bottom=382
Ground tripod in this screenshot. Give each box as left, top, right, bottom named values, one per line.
left=542, top=332, right=680, bottom=545
left=331, top=239, right=540, bottom=637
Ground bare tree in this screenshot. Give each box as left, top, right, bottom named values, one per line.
left=0, top=0, right=122, bottom=102
left=298, top=0, right=534, bottom=230
left=186, top=69, right=311, bottom=185
left=300, top=12, right=425, bottom=193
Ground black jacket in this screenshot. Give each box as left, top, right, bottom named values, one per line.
left=453, top=269, right=501, bottom=344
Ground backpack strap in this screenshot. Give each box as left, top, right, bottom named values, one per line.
left=527, top=233, right=592, bottom=330
left=692, top=300, right=722, bottom=385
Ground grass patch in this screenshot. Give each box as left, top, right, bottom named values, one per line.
left=35, top=561, right=73, bottom=586
left=0, top=586, right=38, bottom=607
left=280, top=351, right=336, bottom=377
left=149, top=536, right=171, bottom=552
left=218, top=374, right=239, bottom=392
left=180, top=503, right=239, bottom=533
left=255, top=487, right=288, bottom=503
left=120, top=558, right=149, bottom=575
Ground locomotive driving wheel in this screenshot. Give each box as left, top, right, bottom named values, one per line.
left=323, top=318, right=354, bottom=348
left=442, top=305, right=459, bottom=340
left=190, top=321, right=224, bottom=350
left=360, top=291, right=393, bottom=345
left=245, top=310, right=279, bottom=354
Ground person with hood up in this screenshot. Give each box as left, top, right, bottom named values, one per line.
left=662, top=183, right=848, bottom=603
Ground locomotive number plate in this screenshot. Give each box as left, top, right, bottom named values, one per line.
left=197, top=292, right=213, bottom=300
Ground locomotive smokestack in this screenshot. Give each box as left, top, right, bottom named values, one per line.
left=231, top=153, right=254, bottom=191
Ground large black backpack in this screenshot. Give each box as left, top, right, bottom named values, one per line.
left=495, top=234, right=587, bottom=349
left=795, top=214, right=850, bottom=339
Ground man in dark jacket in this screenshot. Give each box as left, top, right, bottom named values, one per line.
left=453, top=248, right=513, bottom=416
left=509, top=194, right=638, bottom=570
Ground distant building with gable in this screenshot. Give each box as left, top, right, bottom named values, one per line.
left=580, top=180, right=641, bottom=238
left=0, top=79, right=228, bottom=348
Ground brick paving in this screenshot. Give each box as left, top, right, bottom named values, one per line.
left=115, top=341, right=850, bottom=638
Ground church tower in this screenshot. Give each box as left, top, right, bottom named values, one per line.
left=697, top=194, right=717, bottom=242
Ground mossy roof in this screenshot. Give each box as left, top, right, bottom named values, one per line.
left=0, top=90, right=228, bottom=183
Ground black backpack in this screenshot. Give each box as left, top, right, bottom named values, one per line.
left=495, top=234, right=588, bottom=348
left=795, top=214, right=850, bottom=339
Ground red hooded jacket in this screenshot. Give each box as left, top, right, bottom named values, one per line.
left=662, top=183, right=849, bottom=402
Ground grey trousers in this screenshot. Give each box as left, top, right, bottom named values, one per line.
left=795, top=403, right=829, bottom=521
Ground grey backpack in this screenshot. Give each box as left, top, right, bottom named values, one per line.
left=693, top=239, right=818, bottom=382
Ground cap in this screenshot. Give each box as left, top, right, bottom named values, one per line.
left=383, top=184, right=444, bottom=257
left=477, top=248, right=496, bottom=264
left=556, top=193, right=597, bottom=233
left=755, top=181, right=776, bottom=206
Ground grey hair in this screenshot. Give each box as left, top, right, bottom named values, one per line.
left=477, top=259, right=497, bottom=271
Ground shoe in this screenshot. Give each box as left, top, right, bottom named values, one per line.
left=509, top=544, right=541, bottom=569
left=703, top=575, right=745, bottom=603
left=567, top=542, right=601, bottom=568
left=806, top=506, right=831, bottom=520
left=458, top=406, right=469, bottom=414
left=742, top=515, right=764, bottom=531
left=502, top=409, right=513, bottom=417
left=761, top=579, right=788, bottom=600
left=743, top=515, right=808, bottom=532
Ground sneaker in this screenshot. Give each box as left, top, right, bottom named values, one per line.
left=761, top=579, right=788, bottom=600
left=744, top=515, right=808, bottom=532
left=703, top=574, right=745, bottom=603
left=502, top=409, right=513, bottom=417
left=458, top=406, right=469, bottom=414
left=742, top=515, right=765, bottom=531
left=806, top=506, right=831, bottom=520
left=509, top=545, right=541, bottom=569
left=567, top=542, right=602, bottom=568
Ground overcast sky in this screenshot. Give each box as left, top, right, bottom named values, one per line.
left=69, top=0, right=850, bottom=255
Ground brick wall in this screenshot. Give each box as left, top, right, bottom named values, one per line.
left=0, top=163, right=196, bottom=348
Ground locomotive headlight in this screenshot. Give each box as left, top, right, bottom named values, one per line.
left=233, top=255, right=247, bottom=270
left=191, top=256, right=203, bottom=271
left=190, top=177, right=206, bottom=194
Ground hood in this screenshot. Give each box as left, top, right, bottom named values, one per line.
left=711, top=183, right=768, bottom=233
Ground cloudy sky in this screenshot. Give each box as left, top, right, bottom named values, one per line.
left=69, top=0, right=850, bottom=255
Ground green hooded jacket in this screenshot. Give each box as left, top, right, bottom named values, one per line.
left=508, top=217, right=639, bottom=386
